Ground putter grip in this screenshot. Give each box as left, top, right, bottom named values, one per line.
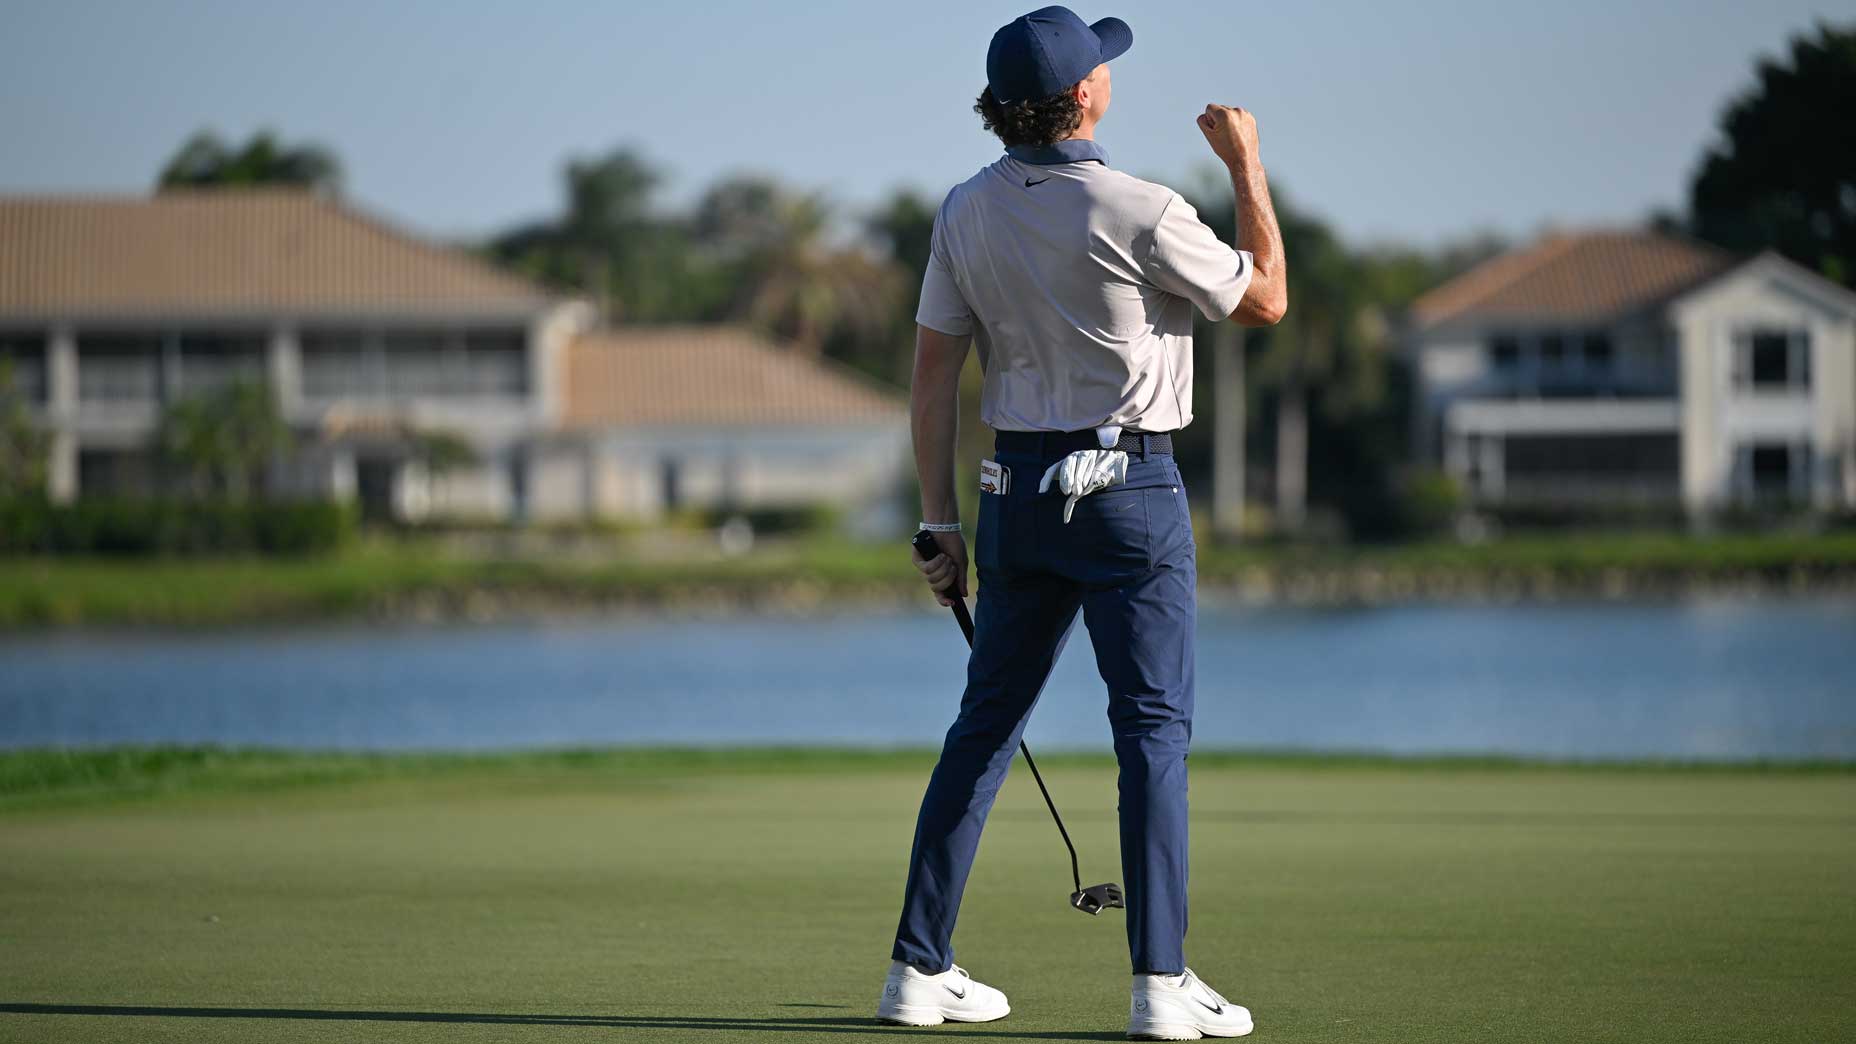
left=912, top=530, right=977, bottom=645
left=909, top=529, right=940, bottom=561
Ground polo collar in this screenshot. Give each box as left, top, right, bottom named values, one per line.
left=1006, top=139, right=1109, bottom=166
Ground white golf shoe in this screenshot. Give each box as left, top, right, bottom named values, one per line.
left=1127, top=968, right=1254, bottom=1039
left=875, top=960, right=1010, bottom=1026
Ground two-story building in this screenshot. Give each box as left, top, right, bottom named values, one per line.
left=1407, top=230, right=1856, bottom=517
left=0, top=189, right=908, bottom=525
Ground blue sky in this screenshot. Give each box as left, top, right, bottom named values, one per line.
left=2, top=0, right=1850, bottom=247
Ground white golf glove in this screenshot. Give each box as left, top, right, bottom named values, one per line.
left=1038, top=449, right=1129, bottom=523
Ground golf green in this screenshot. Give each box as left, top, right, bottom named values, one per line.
left=1, top=754, right=1852, bottom=1043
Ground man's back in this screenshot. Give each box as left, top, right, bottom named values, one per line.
left=920, top=143, right=1253, bottom=433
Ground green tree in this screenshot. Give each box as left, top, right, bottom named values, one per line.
left=865, top=190, right=939, bottom=383
left=692, top=175, right=904, bottom=361
left=155, top=380, right=291, bottom=502
left=489, top=147, right=728, bottom=323
left=157, top=130, right=343, bottom=195
left=409, top=429, right=478, bottom=478
left=1187, top=180, right=1377, bottom=533
left=1689, top=21, right=1856, bottom=286
left=488, top=149, right=916, bottom=382
left=1182, top=177, right=1501, bottom=539
left=0, top=359, right=50, bottom=498
left=867, top=190, right=936, bottom=280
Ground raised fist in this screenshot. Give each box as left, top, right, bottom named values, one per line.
left=1197, top=104, right=1260, bottom=169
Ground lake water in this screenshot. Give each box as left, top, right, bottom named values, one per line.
left=2, top=599, right=1853, bottom=760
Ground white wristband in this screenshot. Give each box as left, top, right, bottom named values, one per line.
left=918, top=521, right=962, bottom=533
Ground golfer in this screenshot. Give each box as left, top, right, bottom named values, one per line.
left=877, top=6, right=1286, bottom=1039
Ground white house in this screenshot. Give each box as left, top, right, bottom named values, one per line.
left=1406, top=230, right=1856, bottom=516
left=0, top=189, right=909, bottom=524
left=551, top=326, right=909, bottom=524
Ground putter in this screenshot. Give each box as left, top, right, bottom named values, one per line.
left=913, top=530, right=1124, bottom=916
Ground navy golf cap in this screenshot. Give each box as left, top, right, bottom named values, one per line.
left=987, top=6, right=1133, bottom=105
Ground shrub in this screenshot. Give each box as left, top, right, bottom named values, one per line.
left=707, top=503, right=844, bottom=536
left=0, top=497, right=355, bottom=556
left=1398, top=469, right=1463, bottom=537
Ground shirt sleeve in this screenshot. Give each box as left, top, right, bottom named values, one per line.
left=915, top=226, right=975, bottom=337
left=1144, top=193, right=1255, bottom=322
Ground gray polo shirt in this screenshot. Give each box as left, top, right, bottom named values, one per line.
left=916, top=139, right=1253, bottom=433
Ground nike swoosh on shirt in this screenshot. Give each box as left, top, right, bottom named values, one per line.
left=1024, top=177, right=1051, bottom=187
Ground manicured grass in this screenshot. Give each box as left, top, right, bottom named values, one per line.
left=3, top=529, right=1856, bottom=627
left=2, top=750, right=1852, bottom=1042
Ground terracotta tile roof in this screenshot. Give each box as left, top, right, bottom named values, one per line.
left=0, top=189, right=553, bottom=319
left=1410, top=230, right=1737, bottom=329
left=563, top=326, right=906, bottom=429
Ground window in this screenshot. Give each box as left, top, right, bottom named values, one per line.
left=174, top=333, right=266, bottom=396
left=1735, top=328, right=1810, bottom=392
left=1735, top=441, right=1810, bottom=504
left=301, top=329, right=373, bottom=398
left=1750, top=445, right=1791, bottom=494
left=1505, top=434, right=1679, bottom=477
left=383, top=330, right=448, bottom=397
left=1539, top=332, right=1568, bottom=367
left=463, top=330, right=527, bottom=396
left=1489, top=334, right=1521, bottom=369
left=301, top=328, right=528, bottom=399
left=77, top=334, right=162, bottom=402
left=1581, top=333, right=1613, bottom=370
left=0, top=333, right=47, bottom=403
left=1750, top=334, right=1788, bottom=384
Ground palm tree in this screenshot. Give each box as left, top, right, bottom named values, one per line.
left=1259, top=207, right=1358, bottom=532
left=489, top=146, right=731, bottom=324
left=487, top=149, right=908, bottom=374
left=693, top=175, right=904, bottom=359
left=1187, top=178, right=1394, bottom=536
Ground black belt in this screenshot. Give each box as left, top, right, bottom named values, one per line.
left=994, top=429, right=1174, bottom=457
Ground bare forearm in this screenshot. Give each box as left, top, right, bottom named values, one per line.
left=912, top=386, right=959, bottom=524
left=1229, top=159, right=1287, bottom=325
left=909, top=327, right=970, bottom=524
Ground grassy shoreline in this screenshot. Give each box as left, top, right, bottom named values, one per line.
left=5, top=745, right=1853, bottom=810
left=2, top=529, right=1855, bottom=628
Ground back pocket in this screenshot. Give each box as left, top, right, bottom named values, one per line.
left=1064, top=486, right=1152, bottom=581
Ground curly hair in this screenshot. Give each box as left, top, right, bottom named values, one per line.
left=973, top=85, right=1084, bottom=148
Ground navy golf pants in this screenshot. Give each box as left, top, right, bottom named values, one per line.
left=892, top=441, right=1195, bottom=976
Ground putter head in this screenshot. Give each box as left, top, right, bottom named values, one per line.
left=1071, top=882, right=1124, bottom=915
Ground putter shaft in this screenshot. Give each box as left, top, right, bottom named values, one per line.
left=913, top=531, right=1089, bottom=898
left=947, top=598, right=1086, bottom=897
